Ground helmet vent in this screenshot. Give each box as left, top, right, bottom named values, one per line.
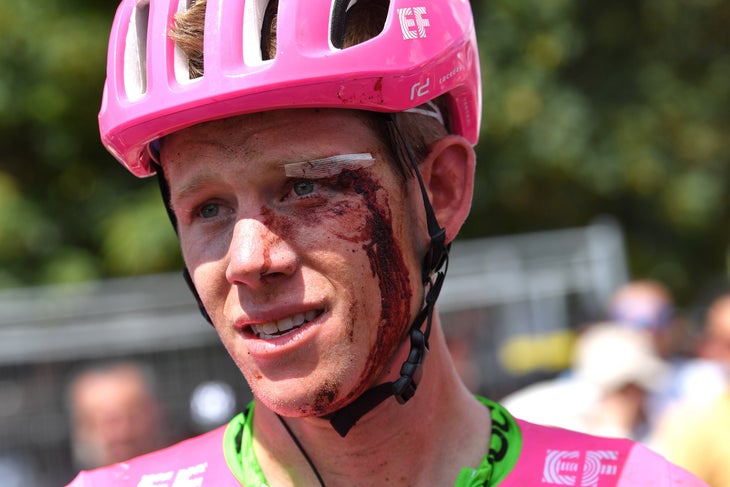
left=238, top=0, right=278, bottom=65
left=172, top=0, right=206, bottom=81
left=330, top=0, right=389, bottom=49
left=123, top=0, right=150, bottom=100
left=258, top=0, right=279, bottom=61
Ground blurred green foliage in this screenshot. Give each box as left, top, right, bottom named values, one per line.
left=470, top=0, right=730, bottom=302
left=0, top=0, right=182, bottom=287
left=0, top=0, right=728, bottom=304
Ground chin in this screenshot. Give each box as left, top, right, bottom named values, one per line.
left=264, top=372, right=380, bottom=419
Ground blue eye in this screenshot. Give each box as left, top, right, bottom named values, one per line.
left=293, top=181, right=316, bottom=196
left=199, top=204, right=220, bottom=218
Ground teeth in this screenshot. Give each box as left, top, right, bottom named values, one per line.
left=250, top=310, right=320, bottom=339
left=277, top=315, right=294, bottom=331
left=261, top=322, right=279, bottom=335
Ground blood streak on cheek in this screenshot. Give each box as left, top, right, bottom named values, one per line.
left=262, top=170, right=413, bottom=406
left=334, top=171, right=413, bottom=394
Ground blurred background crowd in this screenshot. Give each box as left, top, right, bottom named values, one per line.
left=1, top=0, right=729, bottom=486
left=3, top=228, right=730, bottom=486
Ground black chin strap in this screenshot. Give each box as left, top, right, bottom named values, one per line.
left=325, top=267, right=447, bottom=436
left=324, top=114, right=450, bottom=437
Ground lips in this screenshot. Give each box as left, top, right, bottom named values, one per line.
left=249, top=309, right=322, bottom=339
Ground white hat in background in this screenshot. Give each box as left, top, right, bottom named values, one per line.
left=573, top=322, right=669, bottom=393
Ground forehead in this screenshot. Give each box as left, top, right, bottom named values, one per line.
left=73, top=369, right=149, bottom=406
left=160, top=109, right=385, bottom=172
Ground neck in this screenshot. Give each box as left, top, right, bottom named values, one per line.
left=252, top=320, right=491, bottom=487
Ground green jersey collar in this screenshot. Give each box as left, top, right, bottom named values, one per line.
left=223, top=395, right=522, bottom=487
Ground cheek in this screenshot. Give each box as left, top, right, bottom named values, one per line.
left=355, top=183, right=415, bottom=383
left=179, top=226, right=228, bottom=270
left=268, top=174, right=414, bottom=328
left=269, top=173, right=416, bottom=393
left=179, top=231, right=232, bottom=321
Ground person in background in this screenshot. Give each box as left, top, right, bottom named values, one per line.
left=692, top=291, right=730, bottom=395
left=649, top=291, right=730, bottom=487
left=67, top=0, right=706, bottom=485
left=67, top=361, right=169, bottom=470
left=608, top=279, right=682, bottom=359
left=607, top=279, right=713, bottom=426
left=501, top=322, right=668, bottom=443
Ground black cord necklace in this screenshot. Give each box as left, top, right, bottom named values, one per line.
left=277, top=414, right=327, bottom=487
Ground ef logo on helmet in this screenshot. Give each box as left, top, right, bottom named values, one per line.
left=397, top=7, right=430, bottom=39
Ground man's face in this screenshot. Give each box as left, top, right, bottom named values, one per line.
left=706, top=298, right=730, bottom=367
left=161, top=109, right=424, bottom=417
left=71, top=368, right=162, bottom=468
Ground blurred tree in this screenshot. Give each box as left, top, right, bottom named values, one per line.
left=0, top=0, right=728, bottom=305
left=0, top=0, right=181, bottom=288
left=471, top=0, right=730, bottom=303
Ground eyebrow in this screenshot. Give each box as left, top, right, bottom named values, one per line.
left=283, top=153, right=375, bottom=179
left=169, top=173, right=219, bottom=209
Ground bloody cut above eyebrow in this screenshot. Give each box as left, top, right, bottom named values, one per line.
left=283, top=153, right=375, bottom=179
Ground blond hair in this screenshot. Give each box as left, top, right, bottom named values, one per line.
left=169, top=0, right=449, bottom=178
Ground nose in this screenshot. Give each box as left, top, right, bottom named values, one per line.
left=225, top=217, right=298, bottom=288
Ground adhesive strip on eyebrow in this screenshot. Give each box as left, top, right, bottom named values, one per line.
left=284, top=153, right=375, bottom=179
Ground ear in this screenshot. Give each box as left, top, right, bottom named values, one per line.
left=419, top=135, right=475, bottom=243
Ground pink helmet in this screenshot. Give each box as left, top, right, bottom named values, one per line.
left=100, top=0, right=481, bottom=177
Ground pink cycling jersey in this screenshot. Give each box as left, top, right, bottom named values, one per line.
left=67, top=398, right=706, bottom=487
